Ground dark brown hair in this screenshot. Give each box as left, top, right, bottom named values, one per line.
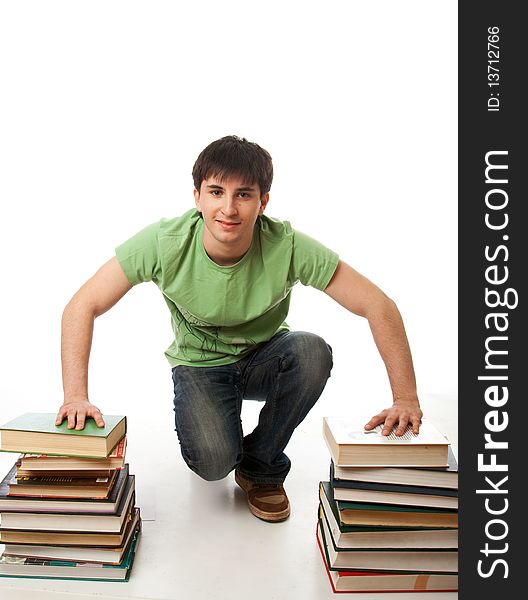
left=192, top=135, right=273, bottom=198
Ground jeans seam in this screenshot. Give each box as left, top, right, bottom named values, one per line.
left=234, top=371, right=244, bottom=457
left=238, top=331, right=289, bottom=393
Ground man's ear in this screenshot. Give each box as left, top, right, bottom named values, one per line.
left=193, top=188, right=201, bottom=212
left=259, top=192, right=270, bottom=215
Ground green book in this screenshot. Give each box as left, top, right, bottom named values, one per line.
left=319, top=481, right=458, bottom=529
left=0, top=413, right=126, bottom=458
left=319, top=481, right=458, bottom=537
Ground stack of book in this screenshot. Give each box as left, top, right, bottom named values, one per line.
left=318, top=416, right=458, bottom=593
left=0, top=412, right=140, bottom=581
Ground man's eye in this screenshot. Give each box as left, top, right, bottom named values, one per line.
left=211, top=190, right=222, bottom=196
left=238, top=192, right=250, bottom=198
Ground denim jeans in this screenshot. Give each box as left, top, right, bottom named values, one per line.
left=171, top=330, right=333, bottom=484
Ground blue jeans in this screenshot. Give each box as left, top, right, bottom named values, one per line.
left=171, top=330, right=333, bottom=484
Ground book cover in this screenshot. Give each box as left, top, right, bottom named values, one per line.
left=8, top=469, right=118, bottom=499
left=15, top=468, right=114, bottom=479
left=323, top=416, right=449, bottom=467
left=324, top=416, right=448, bottom=446
left=0, top=522, right=141, bottom=581
left=330, top=461, right=458, bottom=497
left=18, top=436, right=127, bottom=471
left=330, top=474, right=458, bottom=510
left=0, top=476, right=135, bottom=532
left=0, top=413, right=124, bottom=437
left=316, top=521, right=458, bottom=592
left=0, top=413, right=126, bottom=458
left=320, top=481, right=456, bottom=532
left=332, top=446, right=459, bottom=489
left=319, top=482, right=458, bottom=549
left=0, top=505, right=134, bottom=546
left=330, top=484, right=458, bottom=529
left=3, top=508, right=140, bottom=564
left=0, top=463, right=129, bottom=513
left=319, top=514, right=458, bottom=573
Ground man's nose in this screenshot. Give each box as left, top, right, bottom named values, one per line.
left=221, top=195, right=238, bottom=215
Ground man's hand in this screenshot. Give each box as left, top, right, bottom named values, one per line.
left=364, top=398, right=423, bottom=436
left=55, top=399, right=105, bottom=431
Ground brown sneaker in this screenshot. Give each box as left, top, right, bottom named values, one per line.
left=235, top=471, right=290, bottom=522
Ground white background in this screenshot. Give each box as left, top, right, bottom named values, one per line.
left=0, top=2, right=457, bottom=599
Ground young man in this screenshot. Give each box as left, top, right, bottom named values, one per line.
left=56, top=135, right=422, bottom=522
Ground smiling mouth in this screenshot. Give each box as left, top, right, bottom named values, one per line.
left=217, top=220, right=241, bottom=226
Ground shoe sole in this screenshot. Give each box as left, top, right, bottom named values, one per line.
left=235, top=473, right=291, bottom=522
left=249, top=504, right=290, bottom=522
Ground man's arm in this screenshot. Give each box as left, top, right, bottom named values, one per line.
left=56, top=256, right=133, bottom=430
left=324, top=260, right=423, bottom=436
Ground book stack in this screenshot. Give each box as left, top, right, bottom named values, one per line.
left=318, top=416, right=458, bottom=593
left=0, top=413, right=140, bottom=581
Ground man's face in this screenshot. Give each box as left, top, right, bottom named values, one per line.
left=194, top=174, right=269, bottom=256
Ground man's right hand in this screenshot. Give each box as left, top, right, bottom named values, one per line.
left=55, top=400, right=105, bottom=431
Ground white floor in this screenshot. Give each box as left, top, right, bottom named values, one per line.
left=0, top=393, right=457, bottom=600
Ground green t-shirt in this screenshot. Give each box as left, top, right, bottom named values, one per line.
left=115, top=209, right=339, bottom=367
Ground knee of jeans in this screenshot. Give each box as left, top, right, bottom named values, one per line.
left=283, top=331, right=333, bottom=378
left=181, top=443, right=239, bottom=482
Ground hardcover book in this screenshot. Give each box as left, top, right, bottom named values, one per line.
left=0, top=413, right=126, bottom=458
left=0, top=506, right=134, bottom=546
left=316, top=521, right=458, bottom=592
left=0, top=463, right=129, bottom=513
left=323, top=416, right=449, bottom=467
left=332, top=495, right=458, bottom=529
left=0, top=476, right=135, bottom=532
left=16, top=468, right=114, bottom=479
left=319, top=514, right=458, bottom=573
left=330, top=461, right=458, bottom=497
left=2, top=508, right=141, bottom=565
left=8, top=469, right=118, bottom=499
left=330, top=478, right=458, bottom=510
left=0, top=522, right=141, bottom=581
left=319, top=482, right=458, bottom=550
left=17, top=436, right=127, bottom=471
left=331, top=446, right=458, bottom=489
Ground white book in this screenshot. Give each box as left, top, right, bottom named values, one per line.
left=332, top=486, right=458, bottom=509
left=323, top=416, right=449, bottom=467
left=319, top=482, right=458, bottom=550
left=319, top=512, right=458, bottom=572
left=0, top=477, right=135, bottom=533
left=317, top=522, right=458, bottom=592
left=2, top=509, right=140, bottom=565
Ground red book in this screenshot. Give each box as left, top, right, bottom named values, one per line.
left=316, top=521, right=458, bottom=593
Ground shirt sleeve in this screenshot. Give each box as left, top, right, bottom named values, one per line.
left=291, top=229, right=340, bottom=290
left=115, top=221, right=162, bottom=285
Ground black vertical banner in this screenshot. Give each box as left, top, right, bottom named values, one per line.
left=459, top=2, right=524, bottom=598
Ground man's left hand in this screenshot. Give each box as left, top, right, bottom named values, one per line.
left=364, top=399, right=423, bottom=436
